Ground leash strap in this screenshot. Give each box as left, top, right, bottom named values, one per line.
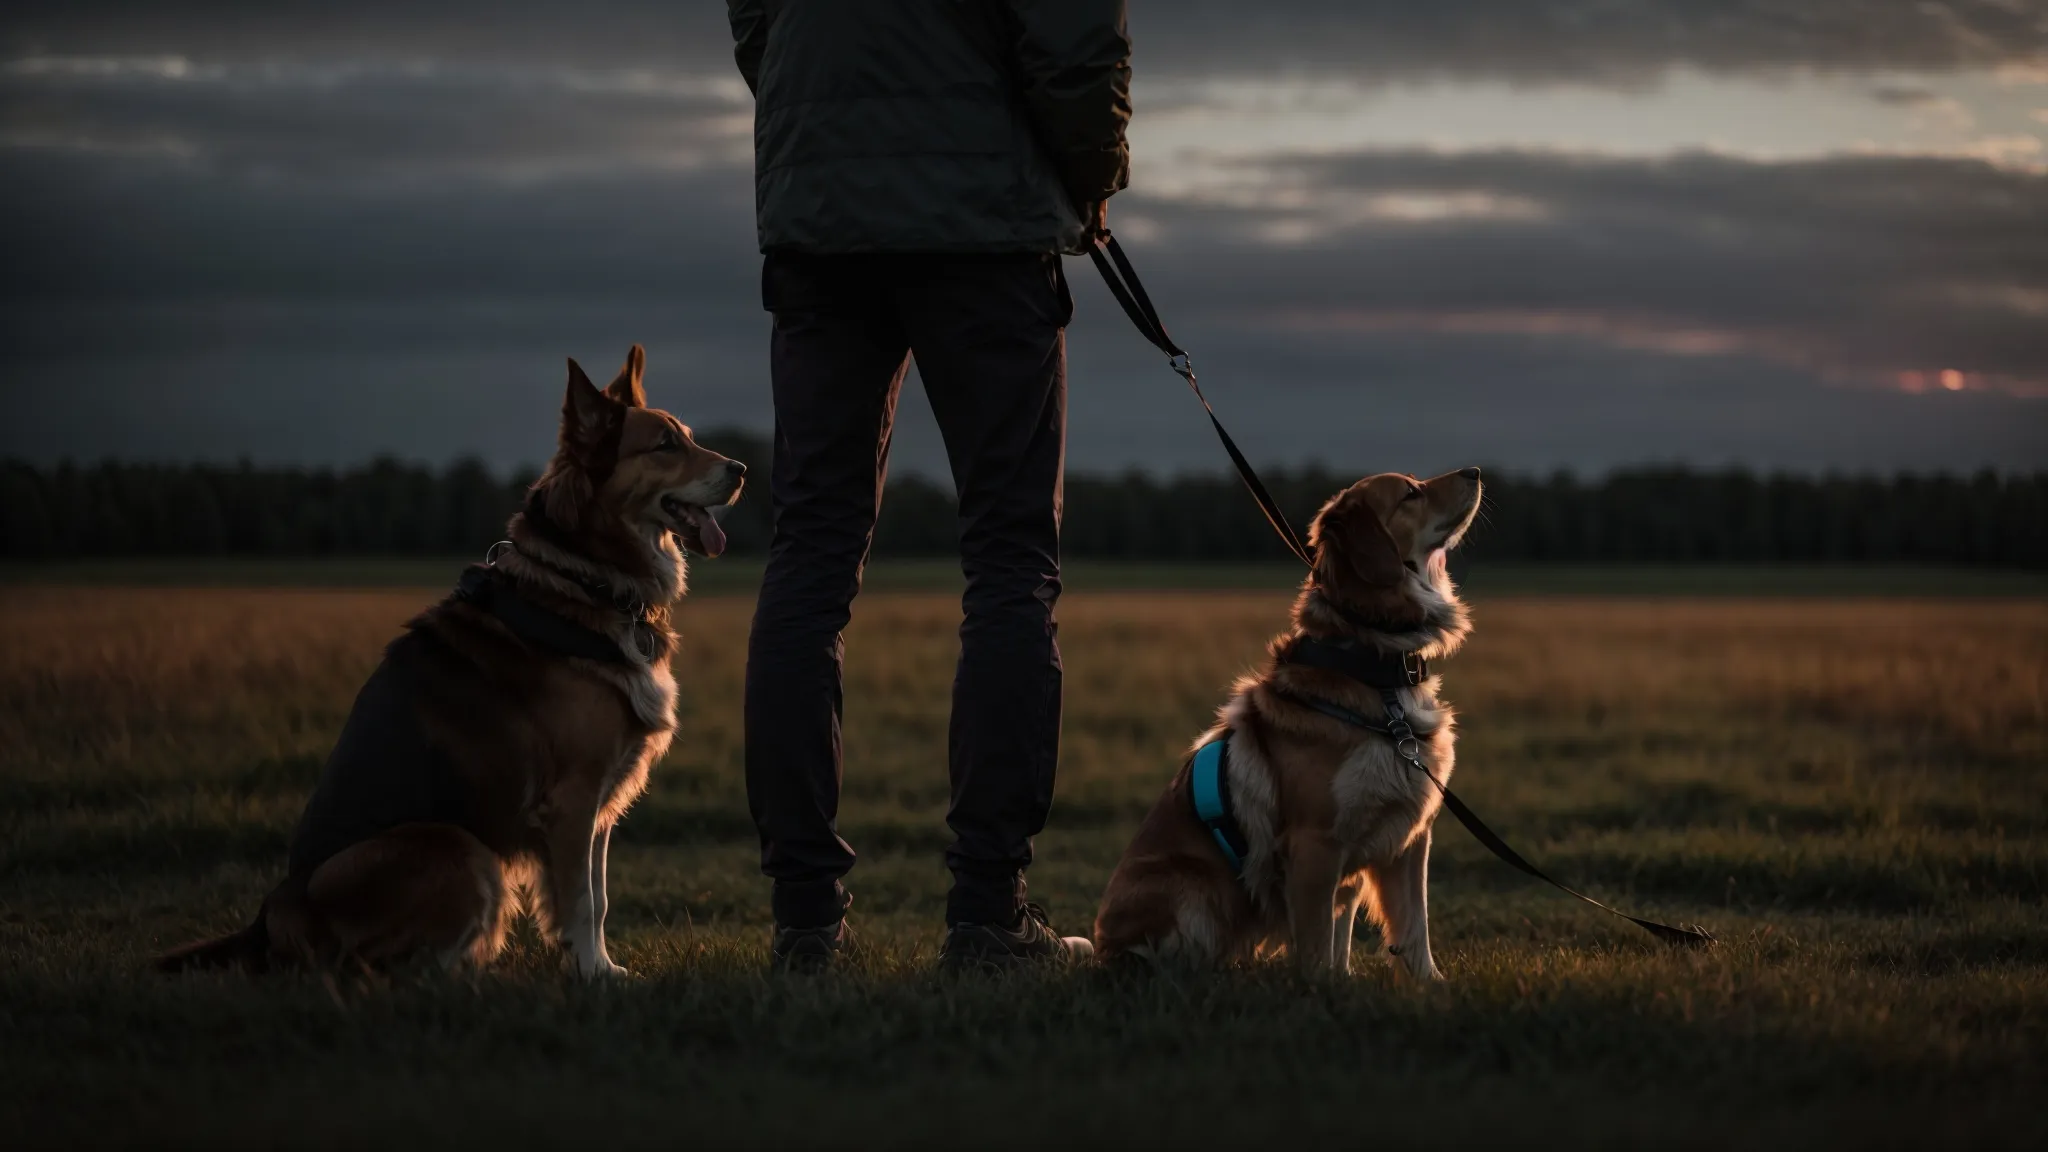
left=1089, top=233, right=1315, bottom=568
left=1375, top=688, right=1716, bottom=949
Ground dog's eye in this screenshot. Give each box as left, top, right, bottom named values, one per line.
left=1401, top=486, right=1423, bottom=502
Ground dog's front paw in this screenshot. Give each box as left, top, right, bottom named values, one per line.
left=1387, top=946, right=1445, bottom=983
left=572, top=955, right=632, bottom=980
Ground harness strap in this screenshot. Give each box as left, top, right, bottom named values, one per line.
left=455, top=566, right=634, bottom=666
left=1269, top=687, right=1389, bottom=733
left=1188, top=738, right=1248, bottom=875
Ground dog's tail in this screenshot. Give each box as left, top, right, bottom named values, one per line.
left=154, top=919, right=267, bottom=973
left=153, top=877, right=307, bottom=967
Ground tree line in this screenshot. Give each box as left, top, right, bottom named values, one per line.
left=3, top=431, right=2041, bottom=567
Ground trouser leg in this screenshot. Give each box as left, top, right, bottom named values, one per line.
left=746, top=254, right=909, bottom=929
left=902, top=254, right=1071, bottom=927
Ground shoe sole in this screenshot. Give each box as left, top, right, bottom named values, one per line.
left=938, top=936, right=1095, bottom=972
left=771, top=925, right=859, bottom=973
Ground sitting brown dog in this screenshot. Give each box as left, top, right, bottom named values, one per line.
left=157, top=346, right=744, bottom=977
left=1093, top=468, right=1482, bottom=979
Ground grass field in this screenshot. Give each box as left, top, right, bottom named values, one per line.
left=4, top=573, right=2046, bottom=1147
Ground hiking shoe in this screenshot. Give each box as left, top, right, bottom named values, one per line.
left=771, top=919, right=857, bottom=973
left=939, top=903, right=1094, bottom=971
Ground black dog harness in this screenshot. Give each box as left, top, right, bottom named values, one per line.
left=285, top=562, right=637, bottom=880
left=455, top=563, right=636, bottom=666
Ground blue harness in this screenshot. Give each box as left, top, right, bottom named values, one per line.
left=1189, top=736, right=1250, bottom=874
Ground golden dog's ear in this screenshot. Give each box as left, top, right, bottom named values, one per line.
left=1314, top=497, right=1405, bottom=597
left=605, top=344, right=646, bottom=408
left=561, top=357, right=624, bottom=461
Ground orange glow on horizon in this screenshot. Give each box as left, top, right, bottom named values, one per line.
left=1940, top=369, right=1967, bottom=391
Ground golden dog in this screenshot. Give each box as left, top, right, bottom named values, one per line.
left=1094, top=468, right=1482, bottom=979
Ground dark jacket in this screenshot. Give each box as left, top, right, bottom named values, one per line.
left=728, top=0, right=1131, bottom=255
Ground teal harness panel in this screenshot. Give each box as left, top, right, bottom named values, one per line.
left=1189, top=736, right=1248, bottom=874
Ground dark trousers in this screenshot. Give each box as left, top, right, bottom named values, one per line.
left=745, top=252, right=1071, bottom=929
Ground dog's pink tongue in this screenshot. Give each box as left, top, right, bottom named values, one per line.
left=695, top=509, right=727, bottom=558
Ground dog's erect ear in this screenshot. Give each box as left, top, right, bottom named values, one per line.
left=605, top=344, right=646, bottom=408
left=561, top=357, right=624, bottom=458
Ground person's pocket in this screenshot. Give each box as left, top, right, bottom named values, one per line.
left=761, top=251, right=842, bottom=314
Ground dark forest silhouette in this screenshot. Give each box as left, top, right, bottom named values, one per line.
left=4, top=431, right=2041, bottom=567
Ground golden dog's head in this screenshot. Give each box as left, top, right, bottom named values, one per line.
left=1304, top=468, right=1482, bottom=638
left=548, top=345, right=746, bottom=558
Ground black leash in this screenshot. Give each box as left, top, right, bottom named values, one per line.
left=1091, top=232, right=1714, bottom=950
left=1375, top=690, right=1715, bottom=949
left=1088, top=233, right=1315, bottom=568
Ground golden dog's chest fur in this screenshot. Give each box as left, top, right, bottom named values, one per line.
left=1094, top=468, right=1482, bottom=980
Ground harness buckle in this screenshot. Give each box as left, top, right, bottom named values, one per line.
left=1403, top=652, right=1429, bottom=685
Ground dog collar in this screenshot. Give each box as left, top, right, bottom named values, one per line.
left=512, top=502, right=654, bottom=617
left=1189, top=737, right=1248, bottom=875
left=455, top=566, right=636, bottom=666
left=1284, top=637, right=1429, bottom=688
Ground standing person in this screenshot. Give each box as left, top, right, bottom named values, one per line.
left=726, top=0, right=1131, bottom=970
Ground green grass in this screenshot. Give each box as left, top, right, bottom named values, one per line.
left=3, top=587, right=2045, bottom=1148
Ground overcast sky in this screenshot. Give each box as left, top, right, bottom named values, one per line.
left=3, top=1, right=2044, bottom=478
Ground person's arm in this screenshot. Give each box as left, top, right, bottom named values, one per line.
left=1004, top=0, right=1132, bottom=211
left=728, top=0, right=768, bottom=96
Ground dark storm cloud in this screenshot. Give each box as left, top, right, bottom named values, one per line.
left=0, top=2, right=739, bottom=71
left=1138, top=0, right=2048, bottom=85
left=16, top=112, right=2043, bottom=395
left=1, top=149, right=757, bottom=302
left=0, top=55, right=750, bottom=184
left=6, top=134, right=2044, bottom=474
left=1110, top=149, right=2048, bottom=391
left=8, top=0, right=2045, bottom=83
left=1869, top=82, right=1948, bottom=107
